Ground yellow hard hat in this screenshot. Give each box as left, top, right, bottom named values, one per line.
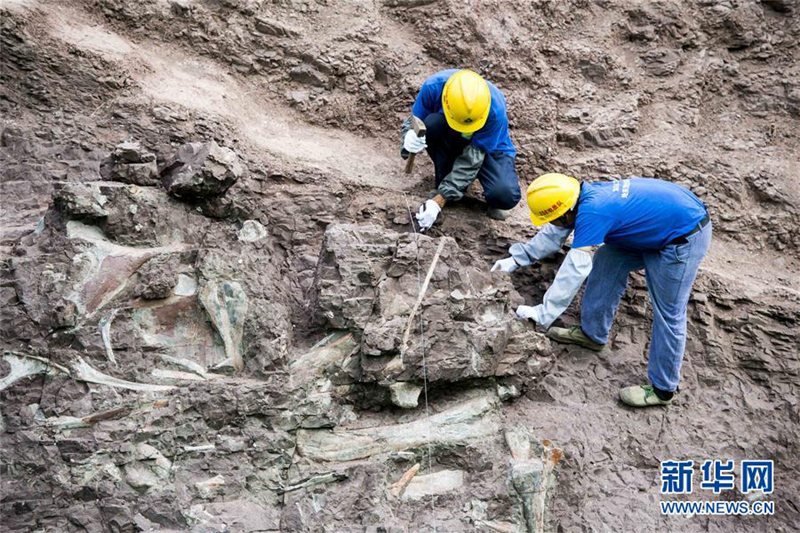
left=527, top=173, right=581, bottom=225
left=441, top=69, right=491, bottom=133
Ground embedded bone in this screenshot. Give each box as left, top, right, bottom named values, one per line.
left=1, top=353, right=51, bottom=391
left=72, top=357, right=175, bottom=392
left=388, top=463, right=420, bottom=498
left=99, top=309, right=119, bottom=365
left=289, top=331, right=358, bottom=387
left=296, top=394, right=498, bottom=462
left=199, top=280, right=248, bottom=372
left=0, top=352, right=67, bottom=391
left=151, top=368, right=207, bottom=383
left=401, top=469, right=465, bottom=501
left=504, top=429, right=563, bottom=533
left=278, top=472, right=348, bottom=494
left=158, top=353, right=209, bottom=378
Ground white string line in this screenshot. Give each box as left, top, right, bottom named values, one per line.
left=403, top=193, right=436, bottom=532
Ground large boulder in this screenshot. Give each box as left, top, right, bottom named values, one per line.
left=312, top=224, right=554, bottom=394
left=161, top=141, right=244, bottom=200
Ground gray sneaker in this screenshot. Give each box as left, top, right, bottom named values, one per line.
left=619, top=384, right=673, bottom=407
left=546, top=326, right=605, bottom=352
left=487, top=207, right=511, bottom=220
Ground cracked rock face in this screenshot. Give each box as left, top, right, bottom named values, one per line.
left=100, top=141, right=159, bottom=186
left=313, top=224, right=554, bottom=396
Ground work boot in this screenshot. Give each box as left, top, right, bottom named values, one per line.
left=487, top=207, right=512, bottom=220
left=619, top=384, right=674, bottom=407
left=546, top=326, right=604, bottom=352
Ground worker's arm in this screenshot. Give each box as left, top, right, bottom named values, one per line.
left=509, top=224, right=573, bottom=267
left=491, top=223, right=572, bottom=273
left=436, top=144, right=485, bottom=203
left=516, top=247, right=594, bottom=329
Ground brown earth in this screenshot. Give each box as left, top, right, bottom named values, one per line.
left=1, top=0, right=799, bottom=531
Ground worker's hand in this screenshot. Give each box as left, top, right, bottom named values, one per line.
left=415, top=199, right=441, bottom=231
left=515, top=304, right=544, bottom=325
left=403, top=129, right=427, bottom=154
left=490, top=256, right=519, bottom=273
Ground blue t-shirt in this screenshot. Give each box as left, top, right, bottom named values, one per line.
left=572, top=178, right=707, bottom=250
left=411, top=69, right=516, bottom=157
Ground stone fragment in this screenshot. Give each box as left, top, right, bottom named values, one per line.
left=496, top=383, right=520, bottom=402
left=195, top=475, right=226, bottom=498
left=237, top=220, right=268, bottom=242
left=52, top=183, right=109, bottom=219
left=133, top=255, right=179, bottom=299
left=640, top=48, right=682, bottom=76
left=124, top=463, right=160, bottom=492
left=169, top=0, right=192, bottom=16
left=161, top=141, right=244, bottom=200
left=389, top=382, right=422, bottom=408
left=100, top=141, right=159, bottom=186
left=288, top=90, right=310, bottom=105
left=254, top=17, right=299, bottom=37
left=290, top=64, right=329, bottom=88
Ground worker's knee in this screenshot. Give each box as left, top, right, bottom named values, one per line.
left=483, top=157, right=521, bottom=209
left=484, top=181, right=521, bottom=209
left=423, top=113, right=448, bottom=139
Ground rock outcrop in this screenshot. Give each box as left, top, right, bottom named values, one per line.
left=161, top=141, right=244, bottom=200
left=313, top=224, right=554, bottom=404
left=100, top=141, right=159, bottom=186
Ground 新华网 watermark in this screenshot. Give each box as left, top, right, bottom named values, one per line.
left=659, top=459, right=774, bottom=516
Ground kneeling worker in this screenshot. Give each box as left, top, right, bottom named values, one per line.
left=401, top=69, right=521, bottom=230
left=491, top=174, right=711, bottom=407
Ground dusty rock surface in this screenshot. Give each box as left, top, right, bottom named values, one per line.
left=1, top=0, right=799, bottom=531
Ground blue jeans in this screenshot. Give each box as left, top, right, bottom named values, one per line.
left=423, top=113, right=521, bottom=209
left=580, top=223, right=712, bottom=392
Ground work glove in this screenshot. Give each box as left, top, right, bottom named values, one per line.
left=490, top=256, right=519, bottom=273
left=415, top=199, right=441, bottom=231
left=403, top=129, right=427, bottom=154
left=516, top=304, right=546, bottom=326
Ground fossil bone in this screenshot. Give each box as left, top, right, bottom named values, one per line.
left=296, top=394, right=498, bottom=462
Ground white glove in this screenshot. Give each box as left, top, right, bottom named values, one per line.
left=516, top=305, right=545, bottom=324
left=415, top=199, right=441, bottom=231
left=491, top=256, right=519, bottom=273
left=403, top=129, right=427, bottom=154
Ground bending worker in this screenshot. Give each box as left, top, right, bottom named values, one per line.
left=401, top=69, right=521, bottom=230
left=492, top=174, right=711, bottom=407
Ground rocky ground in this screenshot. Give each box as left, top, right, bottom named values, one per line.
left=1, top=0, right=799, bottom=531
